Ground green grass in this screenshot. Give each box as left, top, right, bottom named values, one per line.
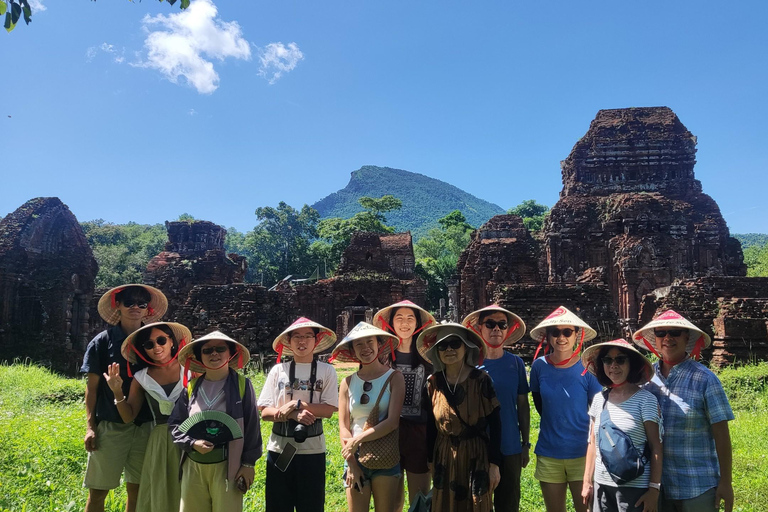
left=1, top=361, right=767, bottom=511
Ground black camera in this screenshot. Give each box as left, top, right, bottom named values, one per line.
left=292, top=421, right=308, bottom=443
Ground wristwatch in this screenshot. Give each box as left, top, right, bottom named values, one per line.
left=648, top=482, right=661, bottom=491
left=521, top=442, right=531, bottom=450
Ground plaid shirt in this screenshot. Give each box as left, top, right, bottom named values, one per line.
left=644, top=357, right=734, bottom=499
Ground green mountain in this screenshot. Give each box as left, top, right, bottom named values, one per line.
left=734, top=233, right=768, bottom=250
left=312, top=165, right=505, bottom=238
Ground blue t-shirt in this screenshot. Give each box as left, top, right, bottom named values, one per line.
left=529, top=357, right=601, bottom=459
left=479, top=352, right=530, bottom=455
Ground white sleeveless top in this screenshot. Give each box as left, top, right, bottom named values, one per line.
left=348, top=369, right=394, bottom=436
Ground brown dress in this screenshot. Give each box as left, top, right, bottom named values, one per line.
left=427, top=368, right=501, bottom=512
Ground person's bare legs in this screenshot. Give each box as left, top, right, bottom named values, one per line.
left=125, top=482, right=140, bottom=512
left=568, top=481, right=588, bottom=512
left=540, top=482, right=568, bottom=512
left=395, top=470, right=432, bottom=510
left=371, top=475, right=401, bottom=512
left=347, top=482, right=373, bottom=512
left=85, top=488, right=109, bottom=512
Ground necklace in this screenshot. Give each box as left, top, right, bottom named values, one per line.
left=444, top=368, right=462, bottom=394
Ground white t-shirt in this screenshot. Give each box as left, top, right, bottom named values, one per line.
left=258, top=360, right=339, bottom=455
left=588, top=388, right=662, bottom=488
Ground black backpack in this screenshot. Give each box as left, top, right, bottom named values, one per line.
left=597, top=390, right=650, bottom=485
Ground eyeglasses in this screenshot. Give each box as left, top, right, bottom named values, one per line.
left=483, top=320, right=508, bottom=330
left=601, top=355, right=629, bottom=366
left=121, top=299, right=149, bottom=309
left=654, top=329, right=684, bottom=338
left=547, top=328, right=575, bottom=338
left=437, top=338, right=464, bottom=351
left=360, top=381, right=373, bottom=405
left=202, top=346, right=229, bottom=355
left=142, top=336, right=169, bottom=350
left=290, top=334, right=316, bottom=341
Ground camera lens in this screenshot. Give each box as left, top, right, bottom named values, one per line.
left=293, top=423, right=308, bottom=443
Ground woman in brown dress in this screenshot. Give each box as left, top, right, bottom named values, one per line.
left=417, top=323, right=502, bottom=512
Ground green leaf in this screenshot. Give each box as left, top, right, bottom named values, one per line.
left=0, top=2, right=6, bottom=16
left=4, top=11, right=15, bottom=32
left=22, top=5, right=30, bottom=24
left=10, top=1, right=20, bottom=24
left=180, top=0, right=190, bottom=8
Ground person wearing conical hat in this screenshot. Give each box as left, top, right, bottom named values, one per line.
left=333, top=322, right=405, bottom=512
left=579, top=339, right=662, bottom=512
left=103, top=321, right=192, bottom=512
left=80, top=284, right=167, bottom=512
left=257, top=318, right=339, bottom=512
left=169, top=331, right=262, bottom=512
left=633, top=311, right=735, bottom=512
left=528, top=306, right=601, bottom=512
left=416, top=323, right=502, bottom=512
left=372, top=300, right=436, bottom=509
left=462, top=305, right=530, bottom=512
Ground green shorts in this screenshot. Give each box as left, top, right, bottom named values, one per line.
left=84, top=421, right=151, bottom=490
left=534, top=455, right=586, bottom=484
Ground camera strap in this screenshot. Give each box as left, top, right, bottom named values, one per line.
left=288, top=358, right=318, bottom=404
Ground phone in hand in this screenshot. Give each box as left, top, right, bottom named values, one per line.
left=236, top=476, right=248, bottom=493
left=274, top=442, right=298, bottom=472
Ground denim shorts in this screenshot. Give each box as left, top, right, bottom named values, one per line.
left=342, top=458, right=401, bottom=488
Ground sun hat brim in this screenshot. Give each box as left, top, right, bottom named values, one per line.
left=529, top=306, right=597, bottom=343
left=581, top=338, right=654, bottom=384
left=632, top=310, right=712, bottom=352
left=121, top=321, right=193, bottom=364
left=416, top=323, right=487, bottom=371
left=331, top=322, right=399, bottom=363
left=461, top=305, right=527, bottom=346
left=372, top=300, right=436, bottom=336
left=97, top=284, right=168, bottom=326
left=178, top=330, right=251, bottom=374
left=272, top=317, right=337, bottom=357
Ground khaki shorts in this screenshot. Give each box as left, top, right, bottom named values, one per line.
left=534, top=455, right=586, bottom=484
left=84, top=421, right=151, bottom=490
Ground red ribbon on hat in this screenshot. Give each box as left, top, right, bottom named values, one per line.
left=541, top=328, right=585, bottom=367
left=110, top=288, right=124, bottom=309
left=127, top=337, right=185, bottom=375
left=276, top=343, right=285, bottom=363
left=470, top=320, right=520, bottom=349
left=147, top=305, right=155, bottom=317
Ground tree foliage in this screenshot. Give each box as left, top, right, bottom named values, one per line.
left=743, top=243, right=768, bottom=277
left=81, top=220, right=167, bottom=288
left=414, top=210, right=474, bottom=311
left=507, top=199, right=550, bottom=232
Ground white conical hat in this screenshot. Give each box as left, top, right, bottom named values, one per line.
left=415, top=323, right=487, bottom=372
left=529, top=306, right=597, bottom=343
left=178, top=330, right=250, bottom=374
left=372, top=300, right=436, bottom=336
left=461, top=304, right=526, bottom=347
left=121, top=321, right=193, bottom=364
left=581, top=338, right=654, bottom=385
left=632, top=309, right=711, bottom=353
left=97, top=284, right=168, bottom=326
left=330, top=322, right=400, bottom=363
left=272, top=317, right=337, bottom=360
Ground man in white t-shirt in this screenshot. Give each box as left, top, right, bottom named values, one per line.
left=258, top=318, right=339, bottom=512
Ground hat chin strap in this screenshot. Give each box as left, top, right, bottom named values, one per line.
left=471, top=321, right=520, bottom=349
left=543, top=329, right=585, bottom=367
left=127, top=338, right=186, bottom=377
left=378, top=317, right=433, bottom=362
left=183, top=348, right=243, bottom=386
left=277, top=333, right=327, bottom=363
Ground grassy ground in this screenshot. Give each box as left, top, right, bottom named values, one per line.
left=0, top=361, right=766, bottom=511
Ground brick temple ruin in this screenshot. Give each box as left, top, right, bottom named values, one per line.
left=1, top=107, right=766, bottom=372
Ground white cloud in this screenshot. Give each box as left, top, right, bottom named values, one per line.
left=85, top=42, right=125, bottom=64
left=258, top=42, right=303, bottom=84
left=28, top=0, right=46, bottom=12
left=188, top=108, right=198, bottom=116
left=134, top=0, right=251, bottom=94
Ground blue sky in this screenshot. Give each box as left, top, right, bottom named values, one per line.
left=3, top=0, right=766, bottom=234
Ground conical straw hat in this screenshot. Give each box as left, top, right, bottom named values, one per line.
left=97, top=284, right=168, bottom=325
left=178, top=330, right=250, bottom=374
left=632, top=309, right=711, bottom=353
left=272, top=317, right=337, bottom=359
left=461, top=304, right=526, bottom=347
left=121, top=321, right=193, bottom=364
left=581, top=338, right=654, bottom=384
left=529, top=306, right=597, bottom=343
left=372, top=300, right=436, bottom=336
left=330, top=322, right=399, bottom=363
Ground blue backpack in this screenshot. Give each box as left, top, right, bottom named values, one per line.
left=598, top=390, right=650, bottom=485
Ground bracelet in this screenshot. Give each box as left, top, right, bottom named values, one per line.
left=114, top=396, right=127, bottom=405
left=296, top=399, right=302, bottom=411
left=241, top=462, right=255, bottom=468
left=648, top=482, right=661, bottom=491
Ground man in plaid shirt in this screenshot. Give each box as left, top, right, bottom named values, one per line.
left=634, top=311, right=735, bottom=512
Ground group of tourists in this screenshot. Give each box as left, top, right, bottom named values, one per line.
left=81, top=284, right=735, bottom=512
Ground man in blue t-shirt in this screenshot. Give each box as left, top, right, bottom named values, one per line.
left=466, top=305, right=530, bottom=512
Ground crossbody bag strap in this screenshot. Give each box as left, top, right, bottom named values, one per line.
left=366, top=371, right=396, bottom=426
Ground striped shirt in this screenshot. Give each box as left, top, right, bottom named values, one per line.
left=588, top=389, right=661, bottom=488
left=643, top=358, right=734, bottom=499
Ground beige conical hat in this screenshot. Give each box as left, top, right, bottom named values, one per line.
left=632, top=309, right=711, bottom=353
left=330, top=322, right=399, bottom=363
left=461, top=304, right=526, bottom=347
left=272, top=317, right=337, bottom=361
left=372, top=300, right=436, bottom=337
left=121, top=321, right=193, bottom=364
left=178, top=330, right=250, bottom=374
left=415, top=323, right=487, bottom=372
left=529, top=306, right=597, bottom=343
left=97, top=284, right=168, bottom=326
left=581, top=338, right=654, bottom=384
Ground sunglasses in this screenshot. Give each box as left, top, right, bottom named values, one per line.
left=202, top=346, right=229, bottom=355
left=654, top=329, right=684, bottom=338
left=601, top=355, right=629, bottom=366
left=360, top=381, right=373, bottom=405
left=142, top=336, right=169, bottom=350
left=483, top=320, right=508, bottom=330
left=547, top=328, right=575, bottom=338
left=437, top=338, right=464, bottom=351
left=121, top=299, right=149, bottom=309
